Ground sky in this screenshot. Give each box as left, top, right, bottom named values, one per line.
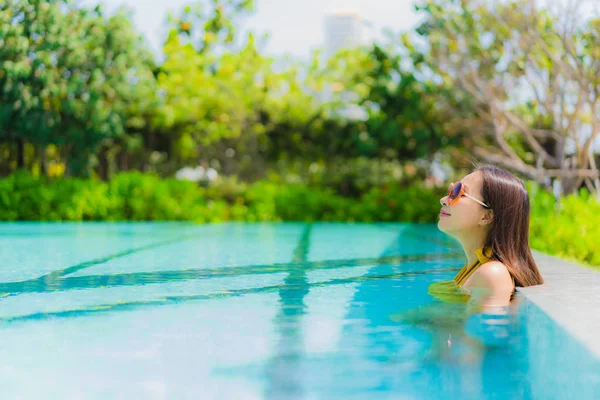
left=80, top=0, right=420, bottom=60
left=77, top=0, right=600, bottom=153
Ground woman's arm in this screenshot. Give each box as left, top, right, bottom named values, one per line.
left=463, top=261, right=516, bottom=346
left=464, top=261, right=514, bottom=308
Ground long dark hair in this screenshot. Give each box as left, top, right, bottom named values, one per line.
left=476, top=164, right=544, bottom=287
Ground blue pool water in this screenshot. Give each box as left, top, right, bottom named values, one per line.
left=0, top=222, right=598, bottom=399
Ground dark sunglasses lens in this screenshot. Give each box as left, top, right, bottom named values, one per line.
left=450, top=182, right=462, bottom=200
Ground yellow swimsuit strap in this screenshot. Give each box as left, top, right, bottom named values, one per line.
left=427, top=246, right=494, bottom=303
left=453, top=246, right=494, bottom=286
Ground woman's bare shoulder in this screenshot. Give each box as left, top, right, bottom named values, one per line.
left=465, top=261, right=514, bottom=308
left=467, top=261, right=513, bottom=289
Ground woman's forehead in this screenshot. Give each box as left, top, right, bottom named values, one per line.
left=461, top=171, right=483, bottom=189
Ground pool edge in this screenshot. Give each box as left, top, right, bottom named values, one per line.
left=518, top=250, right=600, bottom=359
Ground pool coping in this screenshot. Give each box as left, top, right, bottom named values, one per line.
left=518, top=251, right=600, bottom=358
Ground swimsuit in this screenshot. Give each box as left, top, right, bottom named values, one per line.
left=427, top=247, right=494, bottom=303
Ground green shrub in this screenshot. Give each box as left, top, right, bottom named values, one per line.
left=360, top=184, right=441, bottom=222
left=269, top=157, right=426, bottom=198
left=0, top=171, right=442, bottom=223
left=0, top=171, right=597, bottom=268
left=530, top=186, right=600, bottom=267
left=107, top=172, right=205, bottom=221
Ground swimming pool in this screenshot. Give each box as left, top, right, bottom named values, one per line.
left=0, top=222, right=598, bottom=399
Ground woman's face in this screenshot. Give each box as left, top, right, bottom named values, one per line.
left=438, top=171, right=491, bottom=236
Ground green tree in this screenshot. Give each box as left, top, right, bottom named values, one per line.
left=410, top=0, right=600, bottom=196
left=154, top=0, right=343, bottom=178
left=352, top=43, right=467, bottom=161
left=0, top=0, right=157, bottom=177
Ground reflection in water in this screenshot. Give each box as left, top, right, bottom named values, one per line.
left=391, top=296, right=521, bottom=361
left=0, top=223, right=459, bottom=323
left=334, top=228, right=534, bottom=398
left=0, top=263, right=460, bottom=324
left=261, top=225, right=446, bottom=398
left=264, top=224, right=312, bottom=399
left=1, top=223, right=599, bottom=398
left=0, top=252, right=459, bottom=297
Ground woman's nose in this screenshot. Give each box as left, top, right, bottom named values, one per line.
left=440, top=196, right=448, bottom=207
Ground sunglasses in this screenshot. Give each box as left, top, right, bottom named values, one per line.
left=446, top=182, right=490, bottom=208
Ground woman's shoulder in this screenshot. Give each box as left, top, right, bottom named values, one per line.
left=466, top=260, right=514, bottom=290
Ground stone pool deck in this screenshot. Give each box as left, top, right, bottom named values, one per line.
left=519, top=251, right=600, bottom=358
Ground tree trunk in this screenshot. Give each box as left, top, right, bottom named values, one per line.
left=38, top=145, right=48, bottom=177
left=118, top=147, right=128, bottom=171
left=62, top=143, right=71, bottom=177
left=16, top=137, right=25, bottom=169
left=96, top=145, right=109, bottom=181
left=65, top=148, right=91, bottom=177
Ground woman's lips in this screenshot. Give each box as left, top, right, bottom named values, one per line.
left=440, top=211, right=451, bottom=217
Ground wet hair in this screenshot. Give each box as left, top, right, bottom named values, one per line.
left=475, top=164, right=544, bottom=287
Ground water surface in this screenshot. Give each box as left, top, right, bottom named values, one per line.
left=0, top=222, right=598, bottom=399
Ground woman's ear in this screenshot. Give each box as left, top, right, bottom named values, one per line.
left=479, top=209, right=494, bottom=226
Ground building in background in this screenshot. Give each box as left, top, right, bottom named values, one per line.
left=324, top=11, right=368, bottom=58
left=320, top=11, right=371, bottom=121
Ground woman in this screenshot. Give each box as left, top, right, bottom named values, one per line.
left=430, top=164, right=544, bottom=307
left=389, top=164, right=544, bottom=367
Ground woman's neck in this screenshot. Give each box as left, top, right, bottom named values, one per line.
left=458, top=232, right=488, bottom=266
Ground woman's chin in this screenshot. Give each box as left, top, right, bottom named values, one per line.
left=437, top=218, right=451, bottom=233
left=437, top=219, right=446, bottom=232
left=438, top=221, right=460, bottom=237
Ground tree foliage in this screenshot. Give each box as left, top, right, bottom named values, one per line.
left=353, top=43, right=466, bottom=160
left=3, top=0, right=599, bottom=201
left=410, top=0, right=600, bottom=195
left=0, top=0, right=157, bottom=176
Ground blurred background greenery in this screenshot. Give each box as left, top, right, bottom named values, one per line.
left=0, top=0, right=599, bottom=267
